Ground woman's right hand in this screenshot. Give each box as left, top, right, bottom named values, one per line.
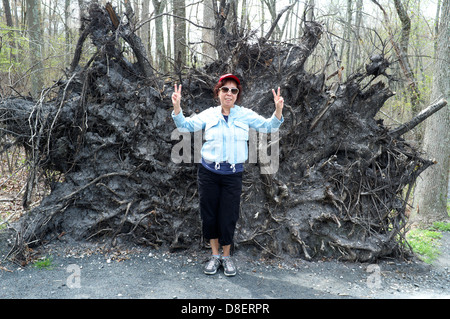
left=172, top=84, right=182, bottom=115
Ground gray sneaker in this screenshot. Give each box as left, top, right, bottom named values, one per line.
left=204, top=256, right=221, bottom=275
left=221, top=257, right=236, bottom=276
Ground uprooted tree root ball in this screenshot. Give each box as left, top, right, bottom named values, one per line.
left=0, top=3, right=446, bottom=263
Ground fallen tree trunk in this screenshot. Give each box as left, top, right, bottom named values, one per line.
left=389, top=98, right=447, bottom=138
left=0, top=2, right=444, bottom=263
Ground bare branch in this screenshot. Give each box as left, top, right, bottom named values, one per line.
left=389, top=98, right=448, bottom=138
left=136, top=13, right=214, bottom=32
left=264, top=3, right=297, bottom=41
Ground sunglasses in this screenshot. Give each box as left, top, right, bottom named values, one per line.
left=220, top=86, right=239, bottom=95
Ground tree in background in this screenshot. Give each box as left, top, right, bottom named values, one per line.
left=201, top=0, right=216, bottom=64
left=25, top=0, right=43, bottom=98
left=412, top=0, right=449, bottom=226
left=173, top=0, right=186, bottom=73
left=2, top=0, right=13, bottom=27
left=151, top=0, right=168, bottom=73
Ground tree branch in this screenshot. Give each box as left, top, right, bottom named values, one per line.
left=136, top=13, right=215, bottom=32
left=389, top=98, right=448, bottom=138
left=264, top=3, right=297, bottom=41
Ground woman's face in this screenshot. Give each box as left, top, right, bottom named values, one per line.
left=218, top=80, right=238, bottom=108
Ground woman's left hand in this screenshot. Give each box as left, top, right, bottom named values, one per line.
left=272, top=87, right=284, bottom=120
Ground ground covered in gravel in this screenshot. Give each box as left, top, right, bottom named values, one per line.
left=0, top=230, right=448, bottom=301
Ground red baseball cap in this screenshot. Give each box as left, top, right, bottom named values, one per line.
left=218, top=74, right=240, bottom=85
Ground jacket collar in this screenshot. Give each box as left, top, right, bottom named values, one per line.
left=216, top=104, right=241, bottom=116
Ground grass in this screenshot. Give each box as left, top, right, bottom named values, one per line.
left=406, top=221, right=450, bottom=264
left=33, top=256, right=54, bottom=270
left=431, top=221, right=450, bottom=232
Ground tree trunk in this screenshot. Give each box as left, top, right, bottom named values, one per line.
left=344, top=0, right=352, bottom=78
left=224, top=0, right=239, bottom=38
left=2, top=0, right=16, bottom=63
left=0, top=2, right=445, bottom=264
left=25, top=0, right=44, bottom=98
left=372, top=0, right=420, bottom=113
left=434, top=0, right=442, bottom=53
left=2, top=0, right=14, bottom=27
left=152, top=0, right=168, bottom=73
left=393, top=0, right=411, bottom=57
left=202, top=0, right=217, bottom=64
left=305, top=0, right=314, bottom=21
left=141, top=0, right=151, bottom=59
left=350, top=0, right=363, bottom=72
left=412, top=0, right=450, bottom=226
left=64, top=0, right=71, bottom=66
left=263, top=0, right=281, bottom=40
left=173, top=0, right=186, bottom=73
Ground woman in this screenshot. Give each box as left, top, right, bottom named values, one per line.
left=171, top=74, right=284, bottom=276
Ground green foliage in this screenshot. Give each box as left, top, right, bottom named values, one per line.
left=406, top=222, right=450, bottom=264
left=448, top=199, right=450, bottom=217
left=406, top=228, right=442, bottom=264
left=33, top=256, right=54, bottom=270
left=431, top=221, right=450, bottom=232
left=0, top=24, right=28, bottom=73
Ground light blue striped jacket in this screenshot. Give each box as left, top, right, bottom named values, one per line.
left=171, top=105, right=284, bottom=165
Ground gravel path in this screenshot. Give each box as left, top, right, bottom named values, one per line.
left=0, top=231, right=448, bottom=301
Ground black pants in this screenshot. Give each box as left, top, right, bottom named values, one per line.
left=197, top=164, right=243, bottom=246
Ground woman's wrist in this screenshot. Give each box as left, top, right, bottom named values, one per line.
left=275, top=108, right=283, bottom=120
left=173, top=106, right=181, bottom=115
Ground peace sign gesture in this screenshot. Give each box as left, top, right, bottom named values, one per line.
left=172, top=84, right=182, bottom=115
left=272, top=87, right=284, bottom=120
